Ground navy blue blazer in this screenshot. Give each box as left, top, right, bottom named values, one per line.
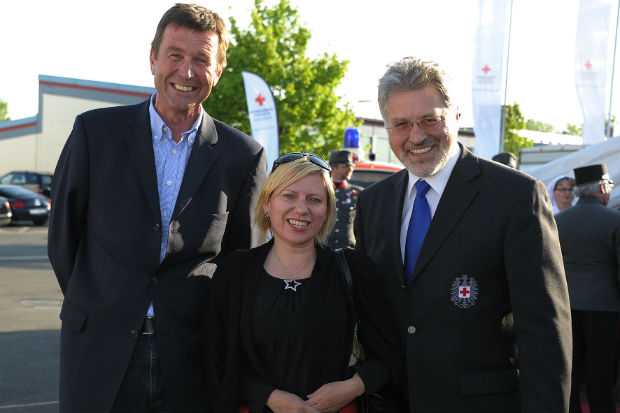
left=48, top=100, right=267, bottom=412
left=354, top=144, right=572, bottom=412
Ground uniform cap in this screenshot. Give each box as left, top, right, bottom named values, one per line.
left=329, top=150, right=354, bottom=166
left=574, top=163, right=613, bottom=186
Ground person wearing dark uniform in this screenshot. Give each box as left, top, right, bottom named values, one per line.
left=327, top=150, right=363, bottom=250
left=555, top=163, right=620, bottom=413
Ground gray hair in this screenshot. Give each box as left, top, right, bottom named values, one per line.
left=378, top=57, right=453, bottom=120
left=574, top=181, right=605, bottom=197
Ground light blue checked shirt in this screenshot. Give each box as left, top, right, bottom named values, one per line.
left=147, top=93, right=202, bottom=316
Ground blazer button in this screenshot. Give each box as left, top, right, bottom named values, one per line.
left=152, top=276, right=159, bottom=285
left=154, top=223, right=161, bottom=231
left=131, top=330, right=139, bottom=338
left=407, top=325, right=417, bottom=335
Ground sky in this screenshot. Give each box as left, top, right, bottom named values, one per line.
left=1, top=0, right=619, bottom=132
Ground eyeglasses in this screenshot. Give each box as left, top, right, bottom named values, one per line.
left=386, top=116, right=446, bottom=137
left=272, top=152, right=332, bottom=173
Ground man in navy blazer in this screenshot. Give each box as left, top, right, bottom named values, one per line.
left=48, top=4, right=267, bottom=412
left=354, top=57, right=572, bottom=411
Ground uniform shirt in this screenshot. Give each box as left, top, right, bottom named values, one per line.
left=327, top=181, right=362, bottom=250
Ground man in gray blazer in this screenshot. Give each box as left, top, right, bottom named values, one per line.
left=555, top=163, right=619, bottom=413
left=48, top=4, right=267, bottom=412
left=354, top=57, right=572, bottom=411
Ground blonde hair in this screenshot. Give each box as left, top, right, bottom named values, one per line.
left=255, top=157, right=336, bottom=245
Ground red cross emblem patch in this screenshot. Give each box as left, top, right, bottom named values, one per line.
left=450, top=275, right=478, bottom=309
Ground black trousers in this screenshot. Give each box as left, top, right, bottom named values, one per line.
left=569, top=310, right=620, bottom=413
left=111, top=317, right=167, bottom=412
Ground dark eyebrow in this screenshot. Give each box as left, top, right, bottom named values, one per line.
left=165, top=45, right=210, bottom=59
left=165, top=45, right=184, bottom=53
left=390, top=117, right=410, bottom=123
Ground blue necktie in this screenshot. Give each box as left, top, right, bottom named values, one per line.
left=404, top=180, right=431, bottom=285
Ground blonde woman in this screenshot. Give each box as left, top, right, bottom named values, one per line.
left=207, top=153, right=402, bottom=412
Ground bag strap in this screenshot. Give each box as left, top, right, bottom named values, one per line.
left=336, top=249, right=353, bottom=290
left=335, top=249, right=365, bottom=362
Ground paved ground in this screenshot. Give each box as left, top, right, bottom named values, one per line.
left=0, top=222, right=60, bottom=412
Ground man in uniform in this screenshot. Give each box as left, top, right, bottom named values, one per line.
left=327, top=150, right=363, bottom=250
left=555, top=163, right=619, bottom=413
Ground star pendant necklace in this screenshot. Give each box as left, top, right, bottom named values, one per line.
left=273, top=246, right=315, bottom=292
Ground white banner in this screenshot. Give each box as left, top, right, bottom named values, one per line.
left=472, top=0, right=509, bottom=160
left=242, top=71, right=279, bottom=169
left=575, top=0, right=613, bottom=145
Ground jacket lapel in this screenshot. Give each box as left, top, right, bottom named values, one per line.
left=124, top=101, right=160, bottom=219
left=383, top=170, right=410, bottom=284
left=173, top=112, right=219, bottom=218
left=411, top=146, right=480, bottom=281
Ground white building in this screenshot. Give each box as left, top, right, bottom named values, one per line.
left=0, top=75, right=154, bottom=175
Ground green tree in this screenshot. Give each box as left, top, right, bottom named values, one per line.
left=0, top=99, right=9, bottom=122
left=563, top=123, right=582, bottom=136
left=502, top=103, right=533, bottom=156
left=204, top=0, right=357, bottom=158
left=605, top=114, right=616, bottom=137
left=525, top=119, right=554, bottom=132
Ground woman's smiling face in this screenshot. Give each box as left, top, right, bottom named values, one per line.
left=265, top=173, right=328, bottom=248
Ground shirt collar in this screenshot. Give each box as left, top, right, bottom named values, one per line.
left=406, top=141, right=461, bottom=199
left=149, top=92, right=202, bottom=145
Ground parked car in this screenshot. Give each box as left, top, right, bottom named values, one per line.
left=0, top=196, right=11, bottom=227
left=350, top=160, right=403, bottom=188
left=0, top=171, right=53, bottom=198
left=0, top=184, right=51, bottom=226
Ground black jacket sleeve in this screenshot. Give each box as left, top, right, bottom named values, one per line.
left=343, top=249, right=404, bottom=394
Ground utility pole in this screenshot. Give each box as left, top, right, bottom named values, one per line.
left=499, top=0, right=514, bottom=152
left=606, top=0, right=619, bottom=137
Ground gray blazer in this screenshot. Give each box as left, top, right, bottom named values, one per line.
left=354, top=144, right=572, bottom=412
left=48, top=100, right=267, bottom=412
left=555, top=196, right=620, bottom=312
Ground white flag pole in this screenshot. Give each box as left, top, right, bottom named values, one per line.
left=606, top=1, right=619, bottom=137
left=499, top=0, right=514, bottom=153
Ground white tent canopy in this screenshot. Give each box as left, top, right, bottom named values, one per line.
left=527, top=136, right=619, bottom=210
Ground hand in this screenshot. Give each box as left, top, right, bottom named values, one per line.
left=266, top=389, right=321, bottom=413
left=307, top=374, right=365, bottom=412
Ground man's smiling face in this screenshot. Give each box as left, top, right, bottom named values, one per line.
left=150, top=24, right=222, bottom=121
left=385, top=85, right=458, bottom=177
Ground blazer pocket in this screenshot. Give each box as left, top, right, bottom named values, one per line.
left=60, top=299, right=88, bottom=332
left=459, top=368, right=519, bottom=397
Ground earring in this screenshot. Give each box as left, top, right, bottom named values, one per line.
left=265, top=210, right=270, bottom=217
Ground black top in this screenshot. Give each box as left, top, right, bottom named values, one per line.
left=206, top=240, right=403, bottom=412
left=251, top=267, right=349, bottom=401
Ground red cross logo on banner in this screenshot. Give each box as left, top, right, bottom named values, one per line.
left=584, top=60, right=592, bottom=70
left=459, top=286, right=470, bottom=298
left=481, top=65, right=491, bottom=74
left=255, top=93, right=266, bottom=106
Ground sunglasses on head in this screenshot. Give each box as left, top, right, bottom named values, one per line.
left=272, top=152, right=332, bottom=173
